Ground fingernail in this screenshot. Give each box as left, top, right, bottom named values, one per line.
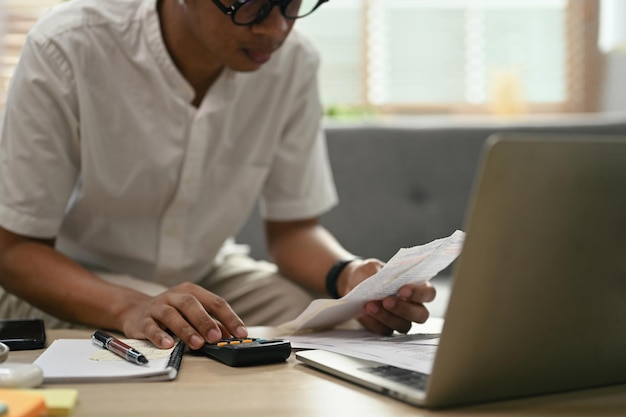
left=367, top=303, right=380, bottom=315
left=399, top=287, right=412, bottom=299
left=207, top=328, right=222, bottom=342
left=190, top=334, right=204, bottom=348
left=161, top=335, right=174, bottom=348
left=235, top=326, right=247, bottom=338
left=383, top=297, right=396, bottom=309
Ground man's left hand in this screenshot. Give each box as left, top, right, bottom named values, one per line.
left=340, top=258, right=437, bottom=335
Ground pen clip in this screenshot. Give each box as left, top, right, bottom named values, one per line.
left=91, top=330, right=111, bottom=349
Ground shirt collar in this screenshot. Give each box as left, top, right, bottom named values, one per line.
left=141, top=0, right=195, bottom=103
left=140, top=0, right=238, bottom=111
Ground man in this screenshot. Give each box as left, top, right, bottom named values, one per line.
left=0, top=0, right=435, bottom=350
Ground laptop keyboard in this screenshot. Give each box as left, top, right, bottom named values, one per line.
left=359, top=365, right=428, bottom=390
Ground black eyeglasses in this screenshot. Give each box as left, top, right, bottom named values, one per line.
left=211, top=0, right=329, bottom=26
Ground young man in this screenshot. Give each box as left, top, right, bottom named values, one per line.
left=0, top=0, right=435, bottom=350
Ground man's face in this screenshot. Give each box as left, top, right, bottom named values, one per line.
left=178, top=0, right=296, bottom=72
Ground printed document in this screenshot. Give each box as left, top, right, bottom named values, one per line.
left=278, top=230, right=465, bottom=334
left=287, top=317, right=445, bottom=374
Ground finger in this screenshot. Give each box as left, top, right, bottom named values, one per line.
left=151, top=299, right=218, bottom=349
left=217, top=322, right=232, bottom=338
left=345, top=258, right=386, bottom=294
left=363, top=301, right=413, bottom=334
left=358, top=258, right=385, bottom=278
left=397, top=283, right=436, bottom=303
left=139, top=318, right=176, bottom=349
left=357, top=313, right=393, bottom=336
left=190, top=287, right=248, bottom=340
left=382, top=296, right=430, bottom=324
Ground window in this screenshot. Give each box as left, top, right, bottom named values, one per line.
left=296, top=0, right=602, bottom=115
left=1, top=0, right=601, bottom=115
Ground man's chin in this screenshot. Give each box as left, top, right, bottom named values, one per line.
left=225, top=49, right=276, bottom=72
left=228, top=60, right=268, bottom=73
left=238, top=48, right=274, bottom=68
left=245, top=50, right=273, bottom=65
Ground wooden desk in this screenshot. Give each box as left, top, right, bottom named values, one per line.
left=7, top=328, right=626, bottom=417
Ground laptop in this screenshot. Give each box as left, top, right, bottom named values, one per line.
left=296, top=132, right=626, bottom=409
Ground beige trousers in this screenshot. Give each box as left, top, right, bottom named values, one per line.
left=0, top=254, right=314, bottom=329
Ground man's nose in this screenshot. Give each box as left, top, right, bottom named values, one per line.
left=251, top=6, right=290, bottom=37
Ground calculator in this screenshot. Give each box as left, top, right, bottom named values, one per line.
left=197, top=337, right=292, bottom=367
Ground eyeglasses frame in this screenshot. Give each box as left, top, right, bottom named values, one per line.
left=210, top=0, right=329, bottom=26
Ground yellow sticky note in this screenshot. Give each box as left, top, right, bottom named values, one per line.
left=23, top=390, right=77, bottom=417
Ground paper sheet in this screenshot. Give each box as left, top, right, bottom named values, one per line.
left=33, top=339, right=183, bottom=383
left=278, top=230, right=464, bottom=333
left=287, top=317, right=445, bottom=374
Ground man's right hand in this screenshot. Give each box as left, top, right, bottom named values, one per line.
left=118, top=282, right=248, bottom=350
left=0, top=227, right=247, bottom=350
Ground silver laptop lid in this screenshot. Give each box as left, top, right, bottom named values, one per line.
left=426, top=133, right=626, bottom=408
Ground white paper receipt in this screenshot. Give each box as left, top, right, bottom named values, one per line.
left=278, top=230, right=465, bottom=334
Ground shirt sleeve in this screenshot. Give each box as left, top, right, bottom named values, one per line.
left=258, top=41, right=338, bottom=221
left=0, top=33, right=81, bottom=238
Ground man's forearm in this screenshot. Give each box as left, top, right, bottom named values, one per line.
left=0, top=234, right=148, bottom=330
left=265, top=219, right=354, bottom=294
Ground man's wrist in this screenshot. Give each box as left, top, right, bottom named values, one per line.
left=325, top=258, right=360, bottom=299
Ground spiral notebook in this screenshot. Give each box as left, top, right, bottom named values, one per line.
left=33, top=338, right=185, bottom=383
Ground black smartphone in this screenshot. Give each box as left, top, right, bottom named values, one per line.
left=0, top=318, right=46, bottom=350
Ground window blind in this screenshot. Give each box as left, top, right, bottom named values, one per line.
left=0, top=0, right=60, bottom=108
left=1, top=0, right=599, bottom=115
left=297, top=0, right=600, bottom=115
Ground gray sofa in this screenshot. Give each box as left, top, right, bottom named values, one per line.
left=236, top=114, right=626, bottom=316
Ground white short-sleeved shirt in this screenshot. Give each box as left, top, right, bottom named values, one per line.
left=0, top=0, right=338, bottom=285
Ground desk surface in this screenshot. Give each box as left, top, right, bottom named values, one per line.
left=6, top=328, right=626, bottom=417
